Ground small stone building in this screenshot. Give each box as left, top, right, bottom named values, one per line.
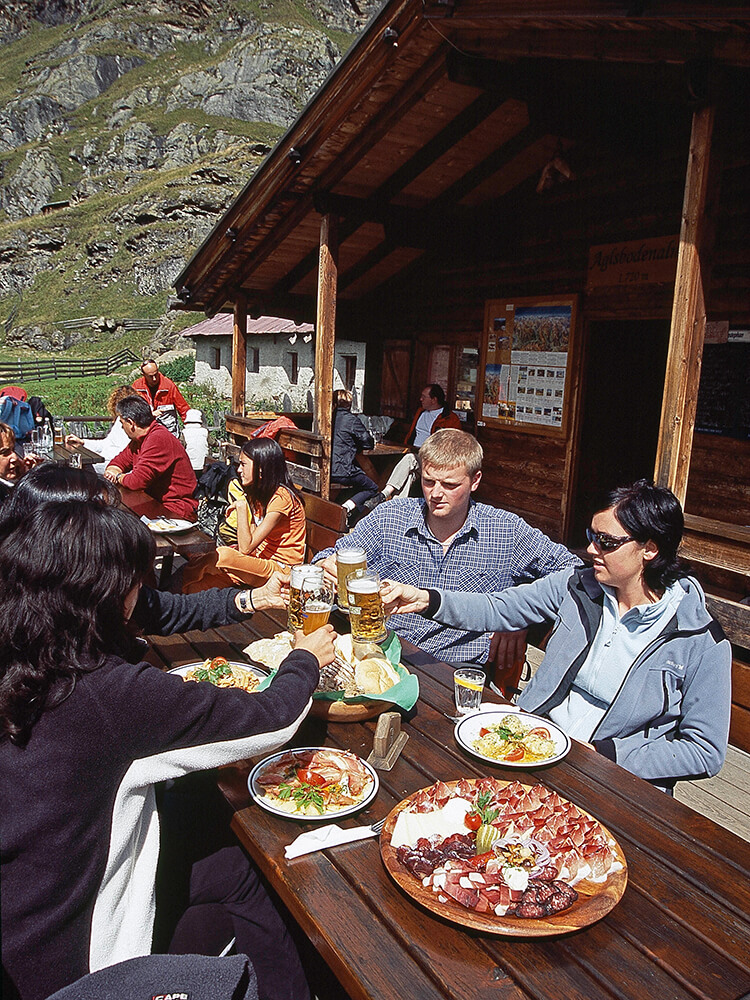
left=183, top=313, right=368, bottom=411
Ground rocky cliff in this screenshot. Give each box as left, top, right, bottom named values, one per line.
left=0, top=0, right=381, bottom=352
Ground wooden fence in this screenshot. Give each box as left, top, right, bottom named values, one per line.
left=0, top=349, right=141, bottom=383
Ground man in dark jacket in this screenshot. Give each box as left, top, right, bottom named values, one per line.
left=330, top=389, right=378, bottom=527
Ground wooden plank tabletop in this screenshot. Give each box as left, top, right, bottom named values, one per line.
left=146, top=612, right=750, bottom=1000
left=118, top=488, right=215, bottom=573
left=51, top=442, right=104, bottom=465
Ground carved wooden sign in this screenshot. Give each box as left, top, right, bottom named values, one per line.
left=586, top=235, right=679, bottom=290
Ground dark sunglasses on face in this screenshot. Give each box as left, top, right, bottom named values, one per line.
left=586, top=527, right=635, bottom=552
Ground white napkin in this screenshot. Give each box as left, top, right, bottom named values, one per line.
left=285, top=823, right=377, bottom=859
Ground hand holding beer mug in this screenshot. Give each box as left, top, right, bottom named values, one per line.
left=287, top=564, right=324, bottom=633
left=346, top=568, right=387, bottom=643
left=335, top=546, right=367, bottom=611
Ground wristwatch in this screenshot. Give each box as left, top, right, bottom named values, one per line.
left=237, top=590, right=256, bottom=614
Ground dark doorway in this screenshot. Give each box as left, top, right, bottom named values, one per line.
left=571, top=319, right=670, bottom=547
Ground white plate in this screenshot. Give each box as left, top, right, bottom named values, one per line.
left=169, top=660, right=268, bottom=685
left=454, top=709, right=570, bottom=768
left=248, top=747, right=379, bottom=821
left=143, top=517, right=195, bottom=534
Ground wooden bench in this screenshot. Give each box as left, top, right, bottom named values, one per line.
left=300, top=490, right=347, bottom=562
left=705, top=594, right=750, bottom=756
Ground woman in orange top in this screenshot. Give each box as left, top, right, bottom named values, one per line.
left=181, top=438, right=306, bottom=592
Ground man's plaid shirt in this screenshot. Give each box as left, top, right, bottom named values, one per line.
left=316, top=498, right=580, bottom=664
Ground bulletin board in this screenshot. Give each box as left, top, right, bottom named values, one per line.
left=477, top=295, right=579, bottom=438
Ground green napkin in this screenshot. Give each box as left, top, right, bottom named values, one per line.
left=256, top=632, right=419, bottom=711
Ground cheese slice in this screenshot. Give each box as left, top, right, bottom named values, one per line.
left=390, top=797, right=473, bottom=849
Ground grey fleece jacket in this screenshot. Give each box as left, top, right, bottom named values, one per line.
left=427, top=567, right=731, bottom=790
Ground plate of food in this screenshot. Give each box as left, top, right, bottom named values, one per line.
left=249, top=747, right=379, bottom=820
left=381, top=777, right=626, bottom=936
left=169, top=656, right=267, bottom=692
left=142, top=516, right=195, bottom=534
left=455, top=709, right=570, bottom=767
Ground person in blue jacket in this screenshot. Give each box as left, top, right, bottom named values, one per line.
left=382, top=480, right=731, bottom=793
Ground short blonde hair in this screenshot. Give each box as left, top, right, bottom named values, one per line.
left=333, top=389, right=353, bottom=410
left=418, top=428, right=483, bottom=477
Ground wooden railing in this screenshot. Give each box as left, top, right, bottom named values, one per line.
left=0, top=349, right=141, bottom=383
left=225, top=414, right=325, bottom=494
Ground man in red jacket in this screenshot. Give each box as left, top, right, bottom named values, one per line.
left=104, top=396, right=197, bottom=519
left=363, top=383, right=462, bottom=510
left=132, top=360, right=189, bottom=435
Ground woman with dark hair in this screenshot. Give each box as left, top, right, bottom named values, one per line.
left=382, top=480, right=731, bottom=792
left=181, top=437, right=306, bottom=593
left=0, top=499, right=334, bottom=1000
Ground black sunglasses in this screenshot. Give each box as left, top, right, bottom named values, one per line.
left=586, top=527, right=634, bottom=552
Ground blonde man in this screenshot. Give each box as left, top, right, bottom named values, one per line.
left=315, top=428, right=580, bottom=685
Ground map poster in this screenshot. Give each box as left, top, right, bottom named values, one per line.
left=478, top=296, right=578, bottom=436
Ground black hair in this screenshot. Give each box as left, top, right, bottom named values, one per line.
left=600, top=479, right=684, bottom=592
left=116, top=395, right=155, bottom=428
left=427, top=383, right=446, bottom=406
left=238, top=437, right=301, bottom=512
left=0, top=502, right=155, bottom=746
left=0, top=464, right=120, bottom=527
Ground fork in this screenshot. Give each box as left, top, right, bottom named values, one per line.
left=369, top=817, right=386, bottom=836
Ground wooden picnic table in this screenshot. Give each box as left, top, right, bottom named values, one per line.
left=356, top=442, right=409, bottom=489
left=51, top=442, right=104, bottom=466
left=145, top=610, right=750, bottom=1000
left=118, top=487, right=215, bottom=585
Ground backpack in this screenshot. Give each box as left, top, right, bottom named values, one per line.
left=27, top=396, right=54, bottom=433
left=0, top=395, right=35, bottom=442
left=195, top=461, right=240, bottom=542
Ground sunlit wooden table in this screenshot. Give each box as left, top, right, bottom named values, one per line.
left=145, top=608, right=750, bottom=1000
left=119, top=487, right=214, bottom=586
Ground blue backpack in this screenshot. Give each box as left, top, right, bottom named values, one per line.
left=0, top=395, right=36, bottom=442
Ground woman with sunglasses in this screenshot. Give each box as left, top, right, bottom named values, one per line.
left=381, top=480, right=731, bottom=792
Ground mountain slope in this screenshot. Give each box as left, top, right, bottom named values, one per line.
left=0, top=0, right=380, bottom=354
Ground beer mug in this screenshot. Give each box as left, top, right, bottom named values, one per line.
left=300, top=584, right=334, bottom=635
left=346, top=568, right=387, bottom=643
left=287, top=564, right=324, bottom=633
left=335, top=546, right=367, bottom=611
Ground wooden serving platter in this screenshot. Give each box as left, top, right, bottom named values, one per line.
left=380, top=779, right=627, bottom=937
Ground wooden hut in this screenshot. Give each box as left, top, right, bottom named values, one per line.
left=174, top=1, right=750, bottom=748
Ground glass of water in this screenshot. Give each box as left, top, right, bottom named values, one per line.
left=453, top=667, right=485, bottom=716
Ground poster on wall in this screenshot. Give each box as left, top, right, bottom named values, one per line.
left=478, top=296, right=578, bottom=435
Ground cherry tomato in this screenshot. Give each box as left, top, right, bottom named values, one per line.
left=528, top=727, right=551, bottom=739
left=502, top=745, right=525, bottom=762
left=464, top=812, right=482, bottom=831
left=479, top=727, right=491, bottom=737
left=296, top=768, right=326, bottom=786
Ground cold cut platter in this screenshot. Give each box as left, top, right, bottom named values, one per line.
left=380, top=777, right=627, bottom=936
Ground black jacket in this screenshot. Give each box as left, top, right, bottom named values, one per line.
left=331, top=409, right=373, bottom=479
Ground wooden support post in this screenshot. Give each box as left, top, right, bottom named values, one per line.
left=654, top=105, right=715, bottom=504
left=315, top=213, right=338, bottom=499
left=232, top=294, right=248, bottom=420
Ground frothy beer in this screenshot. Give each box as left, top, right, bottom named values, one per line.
left=336, top=546, right=367, bottom=609
left=347, top=570, right=386, bottom=643
left=301, top=598, right=333, bottom=635
left=288, top=564, right=324, bottom=632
